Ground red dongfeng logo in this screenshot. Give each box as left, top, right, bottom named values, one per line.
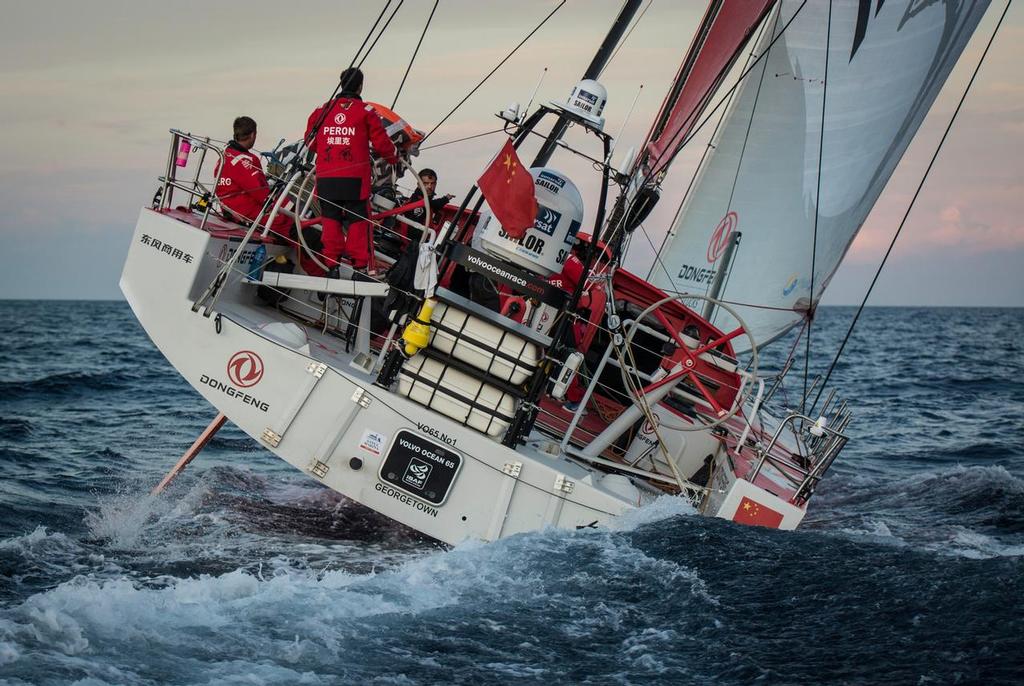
left=334, top=112, right=347, bottom=125
left=227, top=351, right=264, bottom=388
left=707, top=211, right=738, bottom=263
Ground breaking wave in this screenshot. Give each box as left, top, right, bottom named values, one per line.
left=809, top=464, right=1024, bottom=559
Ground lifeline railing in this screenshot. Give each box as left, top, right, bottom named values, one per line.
left=157, top=129, right=229, bottom=233
left=747, top=410, right=850, bottom=504
left=157, top=127, right=315, bottom=316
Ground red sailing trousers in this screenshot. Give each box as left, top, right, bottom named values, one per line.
left=317, top=181, right=371, bottom=269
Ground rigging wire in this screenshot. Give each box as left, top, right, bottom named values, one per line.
left=419, top=127, right=507, bottom=150
left=421, top=0, right=567, bottom=143
left=803, top=0, right=831, bottom=414
left=356, top=1, right=405, bottom=69
left=810, top=0, right=1012, bottom=413
left=301, top=1, right=396, bottom=151
left=650, top=0, right=808, bottom=179
left=350, top=1, right=394, bottom=72
left=597, top=0, right=654, bottom=79
left=391, top=0, right=439, bottom=109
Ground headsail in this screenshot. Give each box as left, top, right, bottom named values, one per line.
left=651, top=0, right=991, bottom=349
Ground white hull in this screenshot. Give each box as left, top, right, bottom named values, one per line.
left=122, top=208, right=809, bottom=544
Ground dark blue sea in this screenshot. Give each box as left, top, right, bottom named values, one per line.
left=0, top=301, right=1022, bottom=685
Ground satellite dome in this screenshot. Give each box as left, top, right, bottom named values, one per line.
left=553, top=79, right=607, bottom=131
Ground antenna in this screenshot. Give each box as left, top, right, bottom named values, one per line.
left=524, top=67, right=548, bottom=120
left=609, top=83, right=643, bottom=162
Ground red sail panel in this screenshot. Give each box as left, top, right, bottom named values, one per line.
left=645, top=0, right=774, bottom=175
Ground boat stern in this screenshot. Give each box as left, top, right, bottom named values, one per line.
left=706, top=461, right=806, bottom=530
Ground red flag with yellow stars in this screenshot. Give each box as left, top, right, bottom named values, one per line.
left=477, top=139, right=538, bottom=239
left=732, top=496, right=784, bottom=528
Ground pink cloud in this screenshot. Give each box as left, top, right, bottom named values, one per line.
left=852, top=201, right=1024, bottom=257
left=922, top=203, right=1024, bottom=252
left=848, top=216, right=1023, bottom=261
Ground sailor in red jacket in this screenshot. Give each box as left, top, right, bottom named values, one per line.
left=215, top=117, right=290, bottom=232
left=306, top=68, right=399, bottom=271
left=216, top=116, right=325, bottom=277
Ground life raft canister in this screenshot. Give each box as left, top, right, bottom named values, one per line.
left=366, top=102, right=424, bottom=154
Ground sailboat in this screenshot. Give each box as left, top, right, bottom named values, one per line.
left=120, top=0, right=995, bottom=544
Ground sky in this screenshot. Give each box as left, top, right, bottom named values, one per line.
left=0, top=0, right=1020, bottom=305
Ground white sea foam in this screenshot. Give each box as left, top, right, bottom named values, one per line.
left=0, top=617, right=21, bottom=667
left=862, top=519, right=895, bottom=539
left=0, top=526, right=75, bottom=554
left=819, top=463, right=1024, bottom=559
left=0, top=503, right=715, bottom=683
left=605, top=494, right=696, bottom=531
left=0, top=526, right=102, bottom=581
left=943, top=529, right=1024, bottom=560
left=84, top=478, right=210, bottom=549
left=838, top=518, right=906, bottom=546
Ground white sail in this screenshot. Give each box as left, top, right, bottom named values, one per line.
left=652, top=0, right=990, bottom=349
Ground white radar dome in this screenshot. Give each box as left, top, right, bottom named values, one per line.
left=552, top=79, right=607, bottom=131
left=480, top=167, right=584, bottom=277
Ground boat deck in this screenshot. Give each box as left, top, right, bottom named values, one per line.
left=181, top=206, right=819, bottom=510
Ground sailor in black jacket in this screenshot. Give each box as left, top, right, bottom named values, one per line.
left=403, top=168, right=453, bottom=243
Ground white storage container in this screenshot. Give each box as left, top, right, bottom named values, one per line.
left=430, top=303, right=539, bottom=385
left=399, top=356, right=516, bottom=437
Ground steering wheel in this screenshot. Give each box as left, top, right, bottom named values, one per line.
left=292, top=171, right=330, bottom=273
left=619, top=293, right=758, bottom=431
left=290, top=158, right=434, bottom=274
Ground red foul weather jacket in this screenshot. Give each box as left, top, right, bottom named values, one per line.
left=305, top=93, right=399, bottom=199
left=215, top=142, right=272, bottom=223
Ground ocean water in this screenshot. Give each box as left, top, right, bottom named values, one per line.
left=0, top=301, right=1022, bottom=685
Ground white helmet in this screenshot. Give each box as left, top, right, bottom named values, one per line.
left=552, top=79, right=607, bottom=131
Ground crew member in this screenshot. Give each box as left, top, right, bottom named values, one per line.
left=402, top=168, right=454, bottom=243
left=305, top=68, right=399, bottom=272
left=215, top=116, right=290, bottom=233
left=215, top=116, right=325, bottom=277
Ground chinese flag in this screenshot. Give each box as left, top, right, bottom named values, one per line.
left=477, top=139, right=538, bottom=239
left=732, top=496, right=784, bottom=528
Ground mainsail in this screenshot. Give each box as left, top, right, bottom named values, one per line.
left=651, top=0, right=991, bottom=349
